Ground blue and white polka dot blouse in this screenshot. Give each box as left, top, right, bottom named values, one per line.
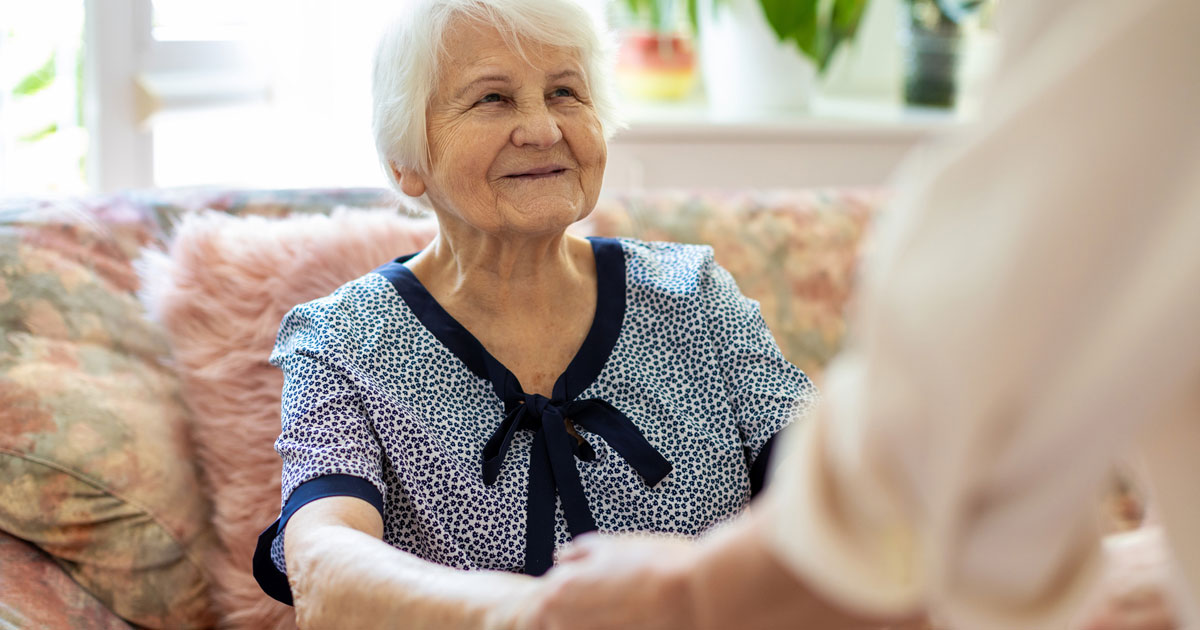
left=252, top=237, right=817, bottom=604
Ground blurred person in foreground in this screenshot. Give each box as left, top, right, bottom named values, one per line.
left=250, top=0, right=818, bottom=627
left=526, top=0, right=1200, bottom=628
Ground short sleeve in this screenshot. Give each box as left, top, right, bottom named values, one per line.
left=252, top=300, right=387, bottom=605
left=697, top=253, right=819, bottom=467
left=270, top=302, right=386, bottom=502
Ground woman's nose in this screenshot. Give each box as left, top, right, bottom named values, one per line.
left=511, top=103, right=563, bottom=149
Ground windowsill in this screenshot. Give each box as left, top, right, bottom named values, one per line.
left=601, top=94, right=964, bottom=190
left=614, top=95, right=965, bottom=142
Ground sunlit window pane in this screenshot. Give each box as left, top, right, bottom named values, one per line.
left=151, top=0, right=257, bottom=41
left=0, top=0, right=87, bottom=195
left=149, top=1, right=393, bottom=188
left=151, top=103, right=383, bottom=189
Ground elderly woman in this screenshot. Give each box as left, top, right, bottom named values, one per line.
left=251, top=0, right=815, bottom=626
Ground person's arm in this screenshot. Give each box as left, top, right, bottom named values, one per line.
left=283, top=496, right=537, bottom=630
left=688, top=509, right=930, bottom=630
left=761, top=1, right=1200, bottom=628
left=525, top=507, right=926, bottom=630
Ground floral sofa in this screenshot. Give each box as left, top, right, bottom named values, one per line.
left=0, top=186, right=912, bottom=628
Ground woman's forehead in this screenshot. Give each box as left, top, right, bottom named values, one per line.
left=438, top=17, right=582, bottom=79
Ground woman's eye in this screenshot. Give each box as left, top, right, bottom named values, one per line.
left=550, top=87, right=574, bottom=99
left=477, top=93, right=503, bottom=104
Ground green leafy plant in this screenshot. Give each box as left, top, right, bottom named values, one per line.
left=752, top=0, right=870, bottom=73
left=622, top=0, right=870, bottom=73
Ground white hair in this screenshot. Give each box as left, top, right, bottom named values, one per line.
left=371, top=0, right=623, bottom=206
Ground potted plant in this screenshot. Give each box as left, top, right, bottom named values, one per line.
left=901, top=0, right=987, bottom=107
left=615, top=0, right=699, bottom=101
left=691, top=0, right=871, bottom=116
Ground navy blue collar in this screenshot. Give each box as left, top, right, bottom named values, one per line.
left=373, top=236, right=627, bottom=402
left=373, top=237, right=672, bottom=576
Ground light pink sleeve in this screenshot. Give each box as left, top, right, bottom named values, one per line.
left=763, top=1, right=1200, bottom=628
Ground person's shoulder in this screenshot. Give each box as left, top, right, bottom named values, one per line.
left=286, top=270, right=397, bottom=326
left=612, top=237, right=717, bottom=294
left=274, top=270, right=401, bottom=357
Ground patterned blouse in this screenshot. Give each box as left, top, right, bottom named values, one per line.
left=252, top=237, right=817, bottom=604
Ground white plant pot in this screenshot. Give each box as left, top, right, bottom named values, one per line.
left=698, top=0, right=817, bottom=118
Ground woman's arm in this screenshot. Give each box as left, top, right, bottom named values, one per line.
left=284, top=496, right=538, bottom=630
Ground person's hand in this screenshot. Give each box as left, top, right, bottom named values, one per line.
left=521, top=533, right=701, bottom=630
left=1072, top=526, right=1181, bottom=630
left=521, top=523, right=929, bottom=630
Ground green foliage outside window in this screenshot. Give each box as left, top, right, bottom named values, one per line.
left=13, top=54, right=57, bottom=97
left=0, top=0, right=87, bottom=194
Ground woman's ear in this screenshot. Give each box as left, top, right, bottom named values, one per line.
left=391, top=163, right=427, bottom=198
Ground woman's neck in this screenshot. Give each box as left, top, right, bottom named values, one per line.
left=404, top=218, right=594, bottom=318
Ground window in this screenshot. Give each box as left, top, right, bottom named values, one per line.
left=150, top=0, right=257, bottom=42
left=144, top=1, right=392, bottom=189
left=0, top=0, right=87, bottom=195
left=85, top=0, right=399, bottom=191
left=6, top=0, right=993, bottom=195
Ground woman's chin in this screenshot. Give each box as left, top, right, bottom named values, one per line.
left=494, top=194, right=592, bottom=235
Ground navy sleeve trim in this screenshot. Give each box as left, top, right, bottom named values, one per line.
left=280, top=474, right=384, bottom=532
left=252, top=475, right=385, bottom=605
left=748, top=433, right=779, bottom=498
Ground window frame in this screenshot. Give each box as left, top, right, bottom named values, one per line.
left=84, top=0, right=267, bottom=192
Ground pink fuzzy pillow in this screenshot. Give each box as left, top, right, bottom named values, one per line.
left=139, top=208, right=436, bottom=630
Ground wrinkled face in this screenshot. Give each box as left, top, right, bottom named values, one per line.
left=413, top=18, right=607, bottom=237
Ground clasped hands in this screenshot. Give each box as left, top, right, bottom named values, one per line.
left=511, top=525, right=1180, bottom=630
left=509, top=511, right=932, bottom=630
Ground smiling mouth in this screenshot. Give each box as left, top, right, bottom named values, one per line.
left=504, top=167, right=568, bottom=180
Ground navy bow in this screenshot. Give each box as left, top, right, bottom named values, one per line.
left=481, top=390, right=672, bottom=575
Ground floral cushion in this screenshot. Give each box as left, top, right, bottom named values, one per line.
left=0, top=201, right=217, bottom=629
left=0, top=530, right=133, bottom=630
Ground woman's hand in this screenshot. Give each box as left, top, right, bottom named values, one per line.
left=1071, top=526, right=1181, bottom=630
